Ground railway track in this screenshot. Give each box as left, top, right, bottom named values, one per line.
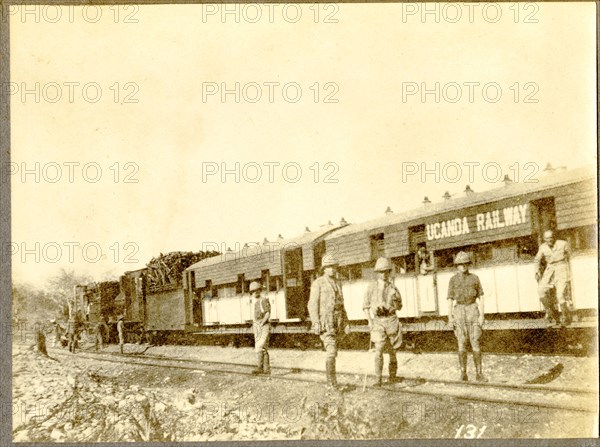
left=50, top=348, right=598, bottom=414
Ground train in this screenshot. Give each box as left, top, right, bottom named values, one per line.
left=74, top=165, right=598, bottom=342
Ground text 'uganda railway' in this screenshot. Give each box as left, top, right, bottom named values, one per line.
left=73, top=166, right=596, bottom=339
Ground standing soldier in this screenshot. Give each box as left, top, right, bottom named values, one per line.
left=250, top=281, right=271, bottom=375
left=535, top=230, right=573, bottom=326
left=117, top=315, right=125, bottom=354
left=308, top=252, right=350, bottom=391
left=447, top=251, right=487, bottom=382
left=67, top=318, right=77, bottom=353
left=363, top=257, right=403, bottom=386
left=48, top=319, right=63, bottom=348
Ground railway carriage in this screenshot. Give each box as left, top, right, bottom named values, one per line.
left=182, top=225, right=341, bottom=332
left=182, top=165, right=597, bottom=334
left=76, top=165, right=597, bottom=340
left=325, top=166, right=597, bottom=330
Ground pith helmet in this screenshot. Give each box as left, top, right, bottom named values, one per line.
left=454, top=251, right=471, bottom=265
left=374, top=257, right=392, bottom=272
left=249, top=281, right=262, bottom=292
left=321, top=252, right=339, bottom=267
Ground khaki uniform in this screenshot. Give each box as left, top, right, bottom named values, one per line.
left=447, top=272, right=483, bottom=352
left=535, top=239, right=572, bottom=309
left=308, top=275, right=348, bottom=359
left=363, top=280, right=403, bottom=348
left=363, top=279, right=403, bottom=381
left=253, top=297, right=271, bottom=353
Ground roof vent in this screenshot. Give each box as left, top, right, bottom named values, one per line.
left=278, top=234, right=284, bottom=240
left=422, top=196, right=431, bottom=205
left=503, top=175, right=513, bottom=186
left=227, top=247, right=233, bottom=252
left=385, top=206, right=393, bottom=214
left=464, top=185, right=474, bottom=195
left=243, top=243, right=248, bottom=248
left=340, top=217, right=348, bottom=226
left=263, top=238, right=269, bottom=244
left=305, top=227, right=311, bottom=232
left=442, top=191, right=451, bottom=200
left=327, top=220, right=333, bottom=225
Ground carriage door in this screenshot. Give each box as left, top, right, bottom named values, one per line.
left=409, top=225, right=439, bottom=314
left=283, top=247, right=305, bottom=319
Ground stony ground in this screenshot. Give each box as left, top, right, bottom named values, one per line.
left=12, top=342, right=598, bottom=442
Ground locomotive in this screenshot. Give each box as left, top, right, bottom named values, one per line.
left=76, top=165, right=598, bottom=341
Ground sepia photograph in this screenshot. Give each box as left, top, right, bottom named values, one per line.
left=2, top=1, right=598, bottom=444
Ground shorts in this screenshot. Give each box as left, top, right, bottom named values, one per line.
left=253, top=322, right=270, bottom=353
left=453, top=302, right=482, bottom=352
left=371, top=315, right=402, bottom=351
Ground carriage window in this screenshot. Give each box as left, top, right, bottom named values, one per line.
left=404, top=253, right=416, bottom=273
left=564, top=226, right=597, bottom=251
left=218, top=285, right=236, bottom=298
left=261, top=270, right=269, bottom=291
left=361, top=265, right=376, bottom=281
left=517, top=236, right=537, bottom=261
left=473, top=244, right=493, bottom=264
left=348, top=264, right=362, bottom=280
left=269, top=276, right=281, bottom=292
left=392, top=257, right=407, bottom=275
left=236, top=274, right=244, bottom=294
left=370, top=233, right=385, bottom=260
left=436, top=249, right=456, bottom=269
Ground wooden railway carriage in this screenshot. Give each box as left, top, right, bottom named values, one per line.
left=80, top=165, right=596, bottom=337
left=325, top=166, right=597, bottom=329
left=183, top=225, right=342, bottom=330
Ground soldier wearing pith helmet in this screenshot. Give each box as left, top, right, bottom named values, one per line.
left=250, top=281, right=271, bottom=375
left=447, top=251, right=487, bottom=382
left=363, top=257, right=403, bottom=386
left=308, top=251, right=350, bottom=390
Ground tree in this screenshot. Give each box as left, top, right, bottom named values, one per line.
left=46, top=269, right=93, bottom=318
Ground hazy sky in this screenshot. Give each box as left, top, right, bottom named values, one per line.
left=9, top=3, right=597, bottom=286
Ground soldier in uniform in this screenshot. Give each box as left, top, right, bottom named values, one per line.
left=66, top=318, right=77, bottom=353
left=117, top=315, right=125, bottom=354
left=308, top=252, right=350, bottom=390
left=363, top=257, right=403, bottom=386
left=250, top=281, right=271, bottom=375
left=447, top=251, right=487, bottom=382
left=534, top=230, right=573, bottom=326
left=48, top=319, right=63, bottom=348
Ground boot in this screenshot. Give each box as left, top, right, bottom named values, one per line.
left=262, top=351, right=271, bottom=375
left=386, top=353, right=401, bottom=384
left=560, top=303, right=572, bottom=327
left=252, top=352, right=264, bottom=375
left=473, top=352, right=488, bottom=382
left=326, top=358, right=340, bottom=390
left=544, top=309, right=557, bottom=327
left=459, top=351, right=468, bottom=381
left=373, top=354, right=383, bottom=387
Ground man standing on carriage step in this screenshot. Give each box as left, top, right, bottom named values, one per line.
left=363, top=257, right=403, bottom=387
left=534, top=230, right=573, bottom=327
left=250, top=281, right=271, bottom=375
left=308, top=252, right=351, bottom=391
left=447, top=251, right=487, bottom=382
